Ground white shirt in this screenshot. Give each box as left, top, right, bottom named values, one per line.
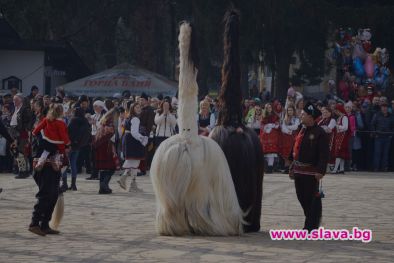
left=281, top=117, right=300, bottom=135
left=91, top=113, right=102, bottom=136
left=247, top=117, right=262, bottom=130
left=197, top=113, right=216, bottom=132
left=320, top=119, right=336, bottom=133
left=10, top=106, right=21, bottom=127
left=337, top=116, right=349, bottom=133
left=130, top=117, right=145, bottom=143
left=155, top=113, right=177, bottom=137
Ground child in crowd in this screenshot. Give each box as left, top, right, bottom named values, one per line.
left=32, top=104, right=70, bottom=170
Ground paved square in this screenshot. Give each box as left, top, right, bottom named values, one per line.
left=0, top=171, right=393, bottom=262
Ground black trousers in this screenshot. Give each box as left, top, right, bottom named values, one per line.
left=99, top=170, right=114, bottom=191
left=39, top=139, right=58, bottom=155
left=31, top=165, right=60, bottom=229
left=294, top=174, right=322, bottom=231
left=77, top=144, right=92, bottom=173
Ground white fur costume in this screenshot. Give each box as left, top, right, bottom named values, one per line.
left=150, top=23, right=243, bottom=236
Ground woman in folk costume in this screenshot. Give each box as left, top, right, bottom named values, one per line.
left=331, top=104, right=351, bottom=174
left=150, top=22, right=243, bottom=236
left=273, top=100, right=285, bottom=120
left=318, top=106, right=336, bottom=169
left=260, top=102, right=280, bottom=173
left=198, top=100, right=215, bottom=136
left=279, top=105, right=300, bottom=173
left=210, top=9, right=264, bottom=233
left=295, top=98, right=305, bottom=118
left=92, top=109, right=121, bottom=194
left=344, top=101, right=357, bottom=170
left=118, top=103, right=148, bottom=192
left=246, top=103, right=263, bottom=134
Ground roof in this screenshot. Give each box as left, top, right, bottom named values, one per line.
left=61, top=63, right=178, bottom=97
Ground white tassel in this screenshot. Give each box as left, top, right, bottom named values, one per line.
left=49, top=193, right=64, bottom=230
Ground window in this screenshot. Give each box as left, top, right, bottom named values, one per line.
left=2, top=76, right=22, bottom=91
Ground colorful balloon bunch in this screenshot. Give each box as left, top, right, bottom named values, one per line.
left=332, top=27, right=391, bottom=96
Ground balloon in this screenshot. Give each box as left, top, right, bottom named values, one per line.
left=353, top=57, right=365, bottom=77
left=374, top=64, right=379, bottom=77
left=381, top=48, right=389, bottom=65
left=338, top=80, right=350, bottom=101
left=364, top=55, right=374, bottom=78
left=352, top=43, right=367, bottom=61
left=362, top=41, right=372, bottom=53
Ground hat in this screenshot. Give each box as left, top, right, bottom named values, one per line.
left=93, top=100, right=106, bottom=110
left=113, top=93, right=122, bottom=99
left=303, top=101, right=321, bottom=119
left=141, top=92, right=149, bottom=101
left=287, top=87, right=295, bottom=97
left=336, top=104, right=346, bottom=114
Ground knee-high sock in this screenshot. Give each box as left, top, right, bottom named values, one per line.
left=267, top=156, right=274, bottom=167
left=339, top=159, right=345, bottom=172
left=333, top=158, right=341, bottom=172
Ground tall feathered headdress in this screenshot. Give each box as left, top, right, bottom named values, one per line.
left=217, top=9, right=243, bottom=127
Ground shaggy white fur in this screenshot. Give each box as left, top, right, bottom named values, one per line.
left=150, top=23, right=243, bottom=236
left=49, top=193, right=64, bottom=230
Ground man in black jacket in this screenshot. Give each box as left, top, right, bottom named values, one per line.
left=371, top=103, right=394, bottom=172
left=10, top=94, right=33, bottom=179
left=290, top=102, right=329, bottom=232
left=138, top=92, right=155, bottom=175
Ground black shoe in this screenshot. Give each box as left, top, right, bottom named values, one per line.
left=137, top=172, right=146, bottom=176
left=98, top=188, right=112, bottom=194
left=59, top=184, right=68, bottom=193
left=281, top=168, right=289, bottom=174
left=15, top=173, right=29, bottom=179
left=69, top=177, right=77, bottom=191
left=28, top=225, right=46, bottom=236
left=41, top=227, right=60, bottom=235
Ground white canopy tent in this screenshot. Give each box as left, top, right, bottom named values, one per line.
left=59, top=63, right=178, bottom=97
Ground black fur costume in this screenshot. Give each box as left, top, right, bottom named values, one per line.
left=209, top=9, right=264, bottom=232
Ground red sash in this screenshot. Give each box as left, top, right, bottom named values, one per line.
left=293, top=127, right=305, bottom=160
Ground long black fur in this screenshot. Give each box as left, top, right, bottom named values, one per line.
left=210, top=9, right=264, bottom=232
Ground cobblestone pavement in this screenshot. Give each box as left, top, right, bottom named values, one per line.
left=0, top=171, right=393, bottom=263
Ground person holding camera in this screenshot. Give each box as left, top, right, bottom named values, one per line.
left=154, top=99, right=177, bottom=148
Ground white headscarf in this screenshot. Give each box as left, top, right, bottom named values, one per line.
left=93, top=100, right=108, bottom=111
